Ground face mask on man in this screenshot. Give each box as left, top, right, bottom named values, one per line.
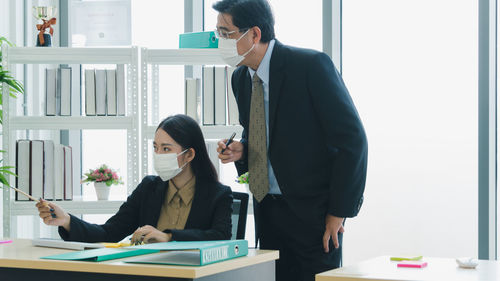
left=218, top=29, right=255, bottom=67
left=153, top=149, right=189, bottom=181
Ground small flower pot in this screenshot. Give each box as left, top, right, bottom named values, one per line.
left=94, top=182, right=110, bottom=200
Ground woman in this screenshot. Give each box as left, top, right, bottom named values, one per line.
left=36, top=114, right=233, bottom=244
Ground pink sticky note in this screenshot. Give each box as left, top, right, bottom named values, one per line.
left=397, top=261, right=428, bottom=268
left=0, top=240, right=13, bottom=244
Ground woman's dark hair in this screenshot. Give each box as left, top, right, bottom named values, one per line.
left=156, top=114, right=218, bottom=184
left=213, top=0, right=275, bottom=43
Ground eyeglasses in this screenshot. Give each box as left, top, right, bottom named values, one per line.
left=215, top=28, right=249, bottom=39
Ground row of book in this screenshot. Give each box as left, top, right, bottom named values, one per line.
left=85, top=66, right=126, bottom=116
left=16, top=140, right=73, bottom=201
left=185, top=66, right=239, bottom=126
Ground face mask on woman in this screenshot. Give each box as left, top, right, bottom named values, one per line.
left=153, top=149, right=189, bottom=181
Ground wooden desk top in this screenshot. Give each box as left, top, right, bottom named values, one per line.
left=0, top=239, right=279, bottom=279
left=316, top=256, right=500, bottom=281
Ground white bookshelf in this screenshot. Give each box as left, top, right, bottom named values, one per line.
left=140, top=48, right=243, bottom=178
left=1, top=46, right=139, bottom=237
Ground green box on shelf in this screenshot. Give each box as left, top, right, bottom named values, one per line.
left=179, top=31, right=218, bottom=49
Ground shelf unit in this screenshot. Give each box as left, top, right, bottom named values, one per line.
left=1, top=46, right=139, bottom=237
left=140, top=48, right=243, bottom=178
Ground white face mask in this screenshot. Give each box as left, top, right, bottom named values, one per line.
left=153, top=149, right=188, bottom=181
left=218, top=29, right=255, bottom=67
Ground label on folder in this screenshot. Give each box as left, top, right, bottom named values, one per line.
left=179, top=31, right=218, bottom=49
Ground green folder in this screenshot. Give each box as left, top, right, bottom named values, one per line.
left=125, top=240, right=248, bottom=266
left=179, top=31, right=219, bottom=48
left=41, top=247, right=159, bottom=262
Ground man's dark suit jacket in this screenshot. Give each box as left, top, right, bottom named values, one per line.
left=59, top=176, right=233, bottom=242
left=233, top=40, right=368, bottom=227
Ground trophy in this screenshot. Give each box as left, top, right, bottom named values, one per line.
left=33, top=6, right=57, bottom=47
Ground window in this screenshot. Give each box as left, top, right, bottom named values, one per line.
left=342, top=0, right=478, bottom=264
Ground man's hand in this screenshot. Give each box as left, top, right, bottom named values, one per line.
left=323, top=214, right=345, bottom=253
left=217, top=139, right=244, bottom=163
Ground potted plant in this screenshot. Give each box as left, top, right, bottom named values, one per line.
left=235, top=171, right=251, bottom=194
left=0, top=36, right=24, bottom=188
left=81, top=164, right=123, bottom=200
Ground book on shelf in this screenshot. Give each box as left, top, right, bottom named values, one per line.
left=185, top=78, right=201, bottom=123
left=41, top=247, right=158, bottom=262
left=106, top=69, right=117, bottom=116
left=95, top=69, right=107, bottom=116
left=58, top=66, right=72, bottom=116
left=116, top=64, right=126, bottom=116
left=125, top=240, right=248, bottom=266
left=203, top=66, right=215, bottom=125
left=43, top=140, right=55, bottom=200
left=85, top=69, right=96, bottom=116
left=45, top=68, right=57, bottom=116
left=226, top=66, right=240, bottom=125
left=30, top=140, right=44, bottom=201
left=63, top=146, right=73, bottom=200
left=53, top=144, right=65, bottom=201
left=15, top=140, right=31, bottom=201
left=214, top=66, right=227, bottom=125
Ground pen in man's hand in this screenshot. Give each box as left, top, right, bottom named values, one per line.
left=221, top=132, right=236, bottom=154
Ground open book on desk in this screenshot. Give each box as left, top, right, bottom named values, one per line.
left=33, top=238, right=106, bottom=250
left=124, top=240, right=248, bottom=266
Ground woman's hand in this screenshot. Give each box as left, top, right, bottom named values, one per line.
left=36, top=199, right=71, bottom=231
left=131, top=225, right=172, bottom=245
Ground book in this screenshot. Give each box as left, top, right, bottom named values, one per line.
left=15, top=140, right=30, bottom=201
left=203, top=66, right=215, bottom=125
left=41, top=247, right=158, bottom=262
left=53, top=144, right=65, bottom=200
left=63, top=146, right=73, bottom=200
left=116, top=64, right=126, bottom=116
left=43, top=140, right=55, bottom=200
left=30, top=140, right=44, bottom=201
left=226, top=66, right=240, bottom=125
left=85, top=69, right=96, bottom=116
left=45, top=68, right=57, bottom=116
left=179, top=31, right=218, bottom=48
left=214, top=66, right=226, bottom=125
left=59, top=66, right=72, bottom=116
left=125, top=240, right=248, bottom=266
left=33, top=238, right=106, bottom=251
left=95, top=69, right=107, bottom=116
left=106, top=69, right=117, bottom=116
left=185, top=78, right=201, bottom=122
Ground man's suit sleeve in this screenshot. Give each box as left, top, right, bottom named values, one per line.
left=307, top=52, right=368, bottom=218
left=231, top=70, right=249, bottom=176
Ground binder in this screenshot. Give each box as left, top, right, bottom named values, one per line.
left=95, top=69, right=107, bottom=116
left=125, top=240, right=248, bottom=266
left=63, top=146, right=73, bottom=200
left=15, top=140, right=30, bottom=201
left=45, top=68, right=57, bottom=116
left=203, top=66, right=215, bottom=125
left=226, top=66, right=240, bottom=125
left=43, top=140, right=55, bottom=200
left=33, top=238, right=105, bottom=250
left=214, top=66, right=226, bottom=125
left=116, top=64, right=126, bottom=116
left=179, top=31, right=218, bottom=48
left=185, top=78, right=201, bottom=122
left=30, top=140, right=44, bottom=201
left=53, top=144, right=65, bottom=200
left=41, top=247, right=158, bottom=262
left=85, top=69, right=96, bottom=116
left=106, top=69, right=117, bottom=116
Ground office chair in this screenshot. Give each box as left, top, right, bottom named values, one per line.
left=231, top=191, right=249, bottom=240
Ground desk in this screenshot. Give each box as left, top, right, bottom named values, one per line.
left=316, top=256, right=500, bottom=281
left=0, top=239, right=278, bottom=281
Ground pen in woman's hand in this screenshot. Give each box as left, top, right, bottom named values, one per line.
left=221, top=132, right=236, bottom=154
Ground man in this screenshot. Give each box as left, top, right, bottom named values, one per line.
left=215, top=1, right=368, bottom=280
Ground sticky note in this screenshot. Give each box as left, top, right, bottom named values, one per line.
left=397, top=261, right=428, bottom=268
left=390, top=255, right=423, bottom=261
left=0, top=240, right=13, bottom=244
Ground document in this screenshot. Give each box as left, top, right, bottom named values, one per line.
left=41, top=247, right=157, bottom=262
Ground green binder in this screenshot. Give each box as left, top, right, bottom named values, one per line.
left=40, top=247, right=159, bottom=262
left=179, top=31, right=219, bottom=49
left=125, top=240, right=248, bottom=266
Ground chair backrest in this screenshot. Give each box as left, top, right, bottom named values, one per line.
left=231, top=191, right=249, bottom=240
